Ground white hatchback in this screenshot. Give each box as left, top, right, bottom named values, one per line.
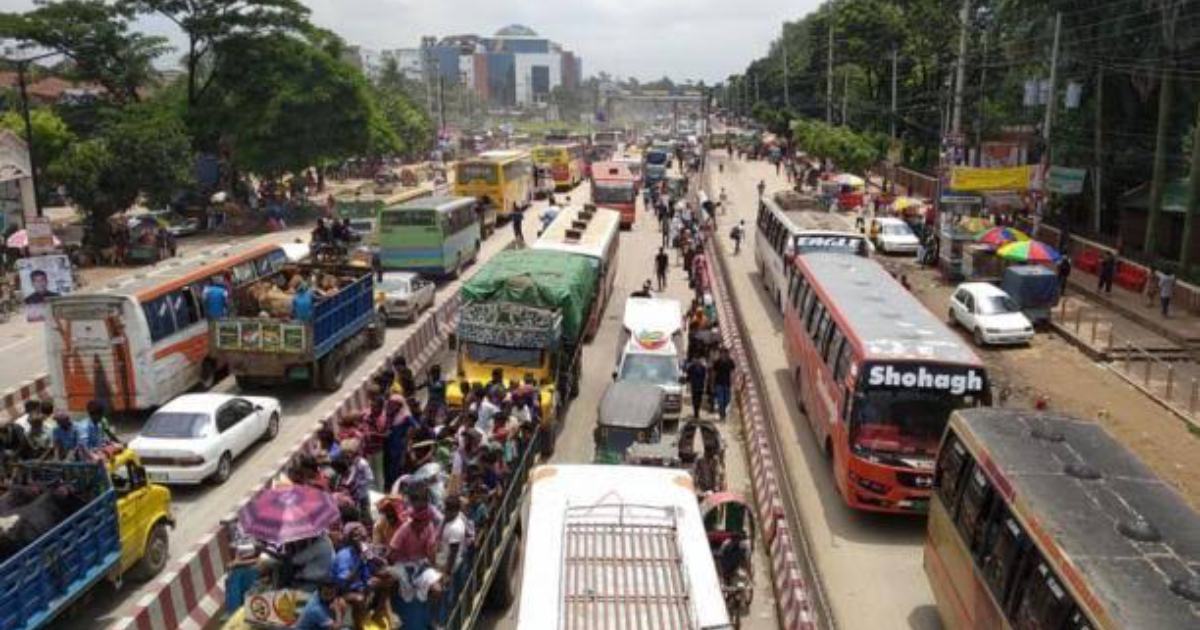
left=871, top=217, right=920, bottom=255
left=949, top=283, right=1035, bottom=346
left=129, top=393, right=281, bottom=485
left=376, top=271, right=436, bottom=323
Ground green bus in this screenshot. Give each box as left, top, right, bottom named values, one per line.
left=335, top=185, right=433, bottom=245
left=378, top=196, right=482, bottom=278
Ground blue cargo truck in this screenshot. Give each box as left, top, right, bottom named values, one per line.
left=0, top=457, right=173, bottom=630
left=211, top=263, right=384, bottom=391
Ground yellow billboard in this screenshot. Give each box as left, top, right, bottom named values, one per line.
left=949, top=165, right=1034, bottom=192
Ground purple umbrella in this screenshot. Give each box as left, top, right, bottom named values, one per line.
left=238, top=485, right=341, bottom=545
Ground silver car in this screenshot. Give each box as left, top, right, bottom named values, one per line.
left=376, top=271, right=435, bottom=323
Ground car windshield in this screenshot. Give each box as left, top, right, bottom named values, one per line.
left=620, top=354, right=679, bottom=385
left=466, top=343, right=542, bottom=368
left=142, top=412, right=209, bottom=439
left=378, top=278, right=410, bottom=294
left=851, top=389, right=982, bottom=458
left=594, top=184, right=635, bottom=204
left=882, top=224, right=912, bottom=236
left=977, top=295, right=1019, bottom=315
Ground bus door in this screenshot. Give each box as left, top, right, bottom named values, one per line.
left=49, top=297, right=139, bottom=413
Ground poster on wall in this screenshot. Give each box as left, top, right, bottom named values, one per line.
left=16, top=254, right=74, bottom=322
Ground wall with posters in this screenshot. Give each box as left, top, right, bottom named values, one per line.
left=16, top=254, right=73, bottom=322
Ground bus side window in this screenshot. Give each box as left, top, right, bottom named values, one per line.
left=1011, top=561, right=1075, bottom=630
left=955, top=465, right=995, bottom=554
left=143, top=296, right=178, bottom=342
left=170, top=289, right=201, bottom=329
left=802, top=290, right=818, bottom=331
left=813, top=307, right=831, bottom=346
left=934, top=435, right=971, bottom=513
left=825, top=328, right=844, bottom=370
left=834, top=341, right=853, bottom=383
left=978, top=506, right=1032, bottom=614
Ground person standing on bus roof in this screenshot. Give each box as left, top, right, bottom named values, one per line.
left=203, top=279, right=230, bottom=319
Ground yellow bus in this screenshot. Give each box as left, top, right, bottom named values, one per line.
left=454, top=150, right=533, bottom=227
left=926, top=408, right=1200, bottom=630
left=532, top=143, right=585, bottom=191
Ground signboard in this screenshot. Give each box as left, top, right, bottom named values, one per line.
left=949, top=166, right=1034, bottom=192
left=1046, top=166, right=1087, bottom=195
left=16, top=254, right=73, bottom=322
left=215, top=320, right=306, bottom=353
left=26, top=217, right=57, bottom=255
left=0, top=130, right=31, bottom=183
left=794, top=234, right=869, bottom=257
left=865, top=364, right=987, bottom=396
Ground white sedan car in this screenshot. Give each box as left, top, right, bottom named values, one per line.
left=949, top=283, right=1035, bottom=346
left=871, top=217, right=920, bottom=255
left=377, top=271, right=435, bottom=323
left=129, top=393, right=281, bottom=485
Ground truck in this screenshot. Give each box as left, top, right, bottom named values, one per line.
left=210, top=263, right=384, bottom=391
left=0, top=454, right=173, bottom=630
left=450, top=249, right=599, bottom=442
left=643, top=147, right=670, bottom=187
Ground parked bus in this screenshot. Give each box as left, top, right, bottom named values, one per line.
left=590, top=161, right=639, bottom=228
left=782, top=253, right=989, bottom=514
left=756, top=196, right=869, bottom=310
left=532, top=206, right=621, bottom=342
left=532, top=143, right=585, bottom=191
left=45, top=242, right=289, bottom=414
left=378, top=196, right=482, bottom=278
left=926, top=408, right=1200, bottom=630
left=454, top=150, right=533, bottom=227
left=516, top=464, right=732, bottom=630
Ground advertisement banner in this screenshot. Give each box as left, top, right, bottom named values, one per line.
left=16, top=254, right=73, bottom=322
left=1046, top=166, right=1087, bottom=195
left=949, top=165, right=1034, bottom=192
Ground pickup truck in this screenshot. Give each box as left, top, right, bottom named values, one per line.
left=211, top=263, right=384, bottom=391
left=0, top=453, right=173, bottom=630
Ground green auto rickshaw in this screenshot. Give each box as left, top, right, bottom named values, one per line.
left=593, top=381, right=665, bottom=464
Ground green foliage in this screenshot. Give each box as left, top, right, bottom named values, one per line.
left=791, top=117, right=882, bottom=174
left=0, top=108, right=75, bottom=197
left=372, top=87, right=434, bottom=161
left=0, top=0, right=168, bottom=104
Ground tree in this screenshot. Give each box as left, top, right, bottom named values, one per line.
left=372, top=87, right=434, bottom=161
left=0, top=108, right=75, bottom=199
left=0, top=0, right=169, bottom=104
left=121, top=0, right=310, bottom=107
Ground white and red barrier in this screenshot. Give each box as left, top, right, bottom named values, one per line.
left=107, top=295, right=461, bottom=630
left=1, top=376, right=50, bottom=421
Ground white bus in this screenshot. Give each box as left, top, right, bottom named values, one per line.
left=755, top=196, right=870, bottom=310
left=517, top=464, right=732, bottom=630
left=44, top=242, right=288, bottom=414
left=532, top=206, right=621, bottom=342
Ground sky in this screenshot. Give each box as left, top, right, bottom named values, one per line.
left=2, top=0, right=825, bottom=83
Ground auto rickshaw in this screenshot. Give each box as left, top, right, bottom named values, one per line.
left=593, top=381, right=664, bottom=464
left=703, top=492, right=756, bottom=629
left=679, top=419, right=725, bottom=494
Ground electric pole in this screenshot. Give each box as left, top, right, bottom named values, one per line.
left=438, top=73, right=446, bottom=135
left=891, top=49, right=898, bottom=140
left=1042, top=12, right=1063, bottom=152
left=782, top=23, right=791, bottom=110
left=951, top=0, right=971, bottom=138
left=976, top=32, right=989, bottom=153
left=826, top=24, right=834, bottom=124
left=841, top=70, right=848, bottom=126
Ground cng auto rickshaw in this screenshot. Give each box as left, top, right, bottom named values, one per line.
left=593, top=381, right=665, bottom=464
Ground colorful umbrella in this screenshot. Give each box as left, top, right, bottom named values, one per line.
left=974, top=227, right=1030, bottom=246
left=958, top=216, right=993, bottom=234
left=892, top=196, right=925, bottom=212
left=834, top=173, right=865, bottom=188
left=5, top=229, right=61, bottom=249
left=238, top=485, right=340, bottom=545
left=997, top=240, right=1061, bottom=263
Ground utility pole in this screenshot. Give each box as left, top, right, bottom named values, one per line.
left=1042, top=12, right=1063, bottom=151
left=1093, top=67, right=1104, bottom=234
left=976, top=32, right=989, bottom=156
left=841, top=70, right=849, bottom=125
left=951, top=0, right=971, bottom=138
left=891, top=49, right=898, bottom=140
left=826, top=24, right=834, bottom=124
left=782, top=22, right=791, bottom=110
left=437, top=73, right=446, bottom=136
left=1181, top=101, right=1200, bottom=268
left=14, top=60, right=41, bottom=217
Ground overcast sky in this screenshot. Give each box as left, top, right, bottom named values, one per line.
left=4, top=0, right=824, bottom=83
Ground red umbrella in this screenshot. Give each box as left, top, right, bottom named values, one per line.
left=238, top=485, right=341, bottom=545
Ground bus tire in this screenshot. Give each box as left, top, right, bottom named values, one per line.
left=129, top=522, right=170, bottom=581
left=486, top=524, right=522, bottom=610
left=319, top=351, right=346, bottom=392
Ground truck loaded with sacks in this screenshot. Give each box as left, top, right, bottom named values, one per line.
left=210, top=262, right=383, bottom=391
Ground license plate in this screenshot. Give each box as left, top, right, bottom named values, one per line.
left=148, top=472, right=170, bottom=482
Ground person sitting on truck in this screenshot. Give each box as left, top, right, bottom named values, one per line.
left=296, top=578, right=345, bottom=630
left=331, top=521, right=373, bottom=595
left=334, top=442, right=375, bottom=529
left=386, top=489, right=443, bottom=604
left=203, top=279, right=230, bottom=320
left=50, top=412, right=83, bottom=461
left=391, top=356, right=417, bottom=397
left=435, top=495, right=473, bottom=618
left=86, top=400, right=120, bottom=446
left=476, top=390, right=502, bottom=435
left=291, top=532, right=336, bottom=592
left=311, top=218, right=332, bottom=245
left=292, top=282, right=316, bottom=322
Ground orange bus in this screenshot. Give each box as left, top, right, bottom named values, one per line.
left=782, top=253, right=989, bottom=513
left=590, top=161, right=639, bottom=228
left=926, top=408, right=1199, bottom=630
left=532, top=143, right=585, bottom=191
left=45, top=242, right=290, bottom=413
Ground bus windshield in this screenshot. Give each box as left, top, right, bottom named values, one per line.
left=852, top=388, right=981, bottom=459
left=457, top=163, right=498, bottom=184
left=594, top=183, right=636, bottom=204
left=466, top=343, right=542, bottom=368
left=645, top=151, right=668, bottom=165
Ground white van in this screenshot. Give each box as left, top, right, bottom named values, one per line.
left=614, top=297, right=684, bottom=419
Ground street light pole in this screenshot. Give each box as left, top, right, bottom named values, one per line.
left=14, top=60, right=41, bottom=217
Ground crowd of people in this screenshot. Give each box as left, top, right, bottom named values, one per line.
left=225, top=355, right=545, bottom=629
left=0, top=399, right=121, bottom=471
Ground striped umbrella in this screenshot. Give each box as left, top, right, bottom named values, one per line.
left=974, top=227, right=1029, bottom=246
left=997, top=240, right=1061, bottom=264
left=238, top=485, right=341, bottom=545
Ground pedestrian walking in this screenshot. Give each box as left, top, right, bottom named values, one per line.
left=1145, top=266, right=1159, bottom=308
left=730, top=221, right=745, bottom=255
left=1057, top=256, right=1072, bottom=296
left=685, top=356, right=708, bottom=420
left=1158, top=268, right=1176, bottom=317
left=711, top=348, right=736, bottom=421
left=512, top=204, right=525, bottom=243
left=719, top=188, right=729, bottom=215
left=1098, top=252, right=1116, bottom=294
left=655, top=248, right=669, bottom=291
left=757, top=180, right=766, bottom=200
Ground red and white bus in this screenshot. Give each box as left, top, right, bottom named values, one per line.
left=45, top=242, right=290, bottom=413
left=590, top=161, right=639, bottom=228
left=532, top=206, right=621, bottom=341
left=782, top=253, right=990, bottom=514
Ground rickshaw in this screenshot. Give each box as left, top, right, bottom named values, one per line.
left=702, top=492, right=756, bottom=629
left=678, top=419, right=725, bottom=495
left=593, top=381, right=665, bottom=464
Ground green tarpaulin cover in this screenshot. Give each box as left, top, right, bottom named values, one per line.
left=460, top=249, right=599, bottom=344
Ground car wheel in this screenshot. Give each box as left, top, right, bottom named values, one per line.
left=212, top=452, right=232, bottom=484
left=263, top=413, right=280, bottom=441
left=973, top=328, right=986, bottom=346
left=130, top=521, right=170, bottom=581
left=948, top=309, right=957, bottom=326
